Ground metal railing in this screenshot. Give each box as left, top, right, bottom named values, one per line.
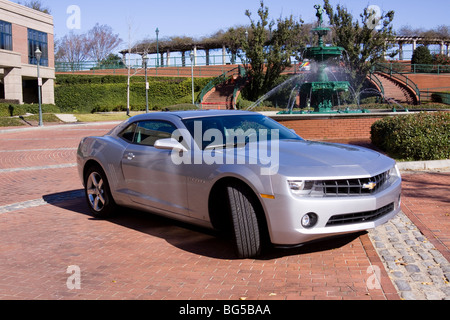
left=368, top=71, right=385, bottom=99
left=373, top=63, right=422, bottom=104
left=377, top=62, right=450, bottom=75
left=420, top=87, right=450, bottom=103
left=196, top=66, right=247, bottom=107
left=56, top=54, right=239, bottom=72
left=56, top=54, right=303, bottom=73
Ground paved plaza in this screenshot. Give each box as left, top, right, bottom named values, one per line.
left=0, top=122, right=449, bottom=300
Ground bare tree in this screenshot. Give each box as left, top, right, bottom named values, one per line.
left=86, top=24, right=122, bottom=62
left=18, top=0, right=51, bottom=14
left=56, top=32, right=90, bottom=71
left=397, top=25, right=424, bottom=37
left=121, top=22, right=144, bottom=116
left=398, top=25, right=450, bottom=38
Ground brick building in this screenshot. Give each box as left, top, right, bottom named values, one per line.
left=0, top=0, right=54, bottom=104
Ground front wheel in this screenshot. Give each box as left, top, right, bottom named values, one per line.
left=226, top=183, right=262, bottom=259
left=84, top=165, right=116, bottom=218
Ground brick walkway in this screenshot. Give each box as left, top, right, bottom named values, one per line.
left=401, top=171, right=450, bottom=262
left=0, top=122, right=447, bottom=300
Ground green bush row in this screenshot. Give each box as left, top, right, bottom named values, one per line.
left=431, top=92, right=450, bottom=104
left=55, top=74, right=191, bottom=86
left=371, top=112, right=450, bottom=161
left=55, top=76, right=212, bottom=113
left=0, top=103, right=61, bottom=117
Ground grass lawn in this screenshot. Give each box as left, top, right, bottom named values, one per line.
left=74, top=113, right=136, bottom=122
left=0, top=117, right=23, bottom=127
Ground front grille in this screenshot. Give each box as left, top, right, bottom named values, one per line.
left=326, top=202, right=395, bottom=227
left=315, top=171, right=390, bottom=197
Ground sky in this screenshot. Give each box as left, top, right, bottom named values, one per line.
left=9, top=0, right=450, bottom=53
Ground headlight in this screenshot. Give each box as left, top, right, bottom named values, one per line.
left=388, top=165, right=401, bottom=180
left=288, top=180, right=315, bottom=196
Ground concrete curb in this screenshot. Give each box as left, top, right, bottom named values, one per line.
left=0, top=121, right=122, bottom=134
left=397, top=159, right=450, bottom=172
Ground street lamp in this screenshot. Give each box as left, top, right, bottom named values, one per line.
left=142, top=53, right=149, bottom=113
left=190, top=51, right=195, bottom=107
left=245, top=30, right=249, bottom=67
left=155, top=28, right=159, bottom=68
left=35, top=47, right=43, bottom=127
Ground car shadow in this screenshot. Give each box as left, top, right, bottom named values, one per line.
left=43, top=189, right=365, bottom=261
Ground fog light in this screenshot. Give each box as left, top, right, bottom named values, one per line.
left=301, top=213, right=318, bottom=228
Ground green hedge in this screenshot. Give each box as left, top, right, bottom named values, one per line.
left=431, top=92, right=450, bottom=104
left=0, top=103, right=61, bottom=117
left=371, top=112, right=450, bottom=161
left=55, top=74, right=190, bottom=85
left=55, top=75, right=212, bottom=113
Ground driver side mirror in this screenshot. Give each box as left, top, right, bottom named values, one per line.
left=154, top=138, right=188, bottom=152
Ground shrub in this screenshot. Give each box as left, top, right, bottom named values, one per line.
left=412, top=46, right=433, bottom=65
left=411, top=46, right=433, bottom=73
left=0, top=103, right=60, bottom=117
left=371, top=112, right=450, bottom=161
left=55, top=75, right=212, bottom=113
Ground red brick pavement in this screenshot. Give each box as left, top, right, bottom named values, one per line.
left=1, top=122, right=445, bottom=301
left=401, top=172, right=450, bottom=262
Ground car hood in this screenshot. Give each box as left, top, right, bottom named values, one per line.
left=241, top=140, right=394, bottom=178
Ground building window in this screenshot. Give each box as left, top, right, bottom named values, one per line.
left=0, top=20, right=12, bottom=51
left=28, top=28, right=48, bottom=66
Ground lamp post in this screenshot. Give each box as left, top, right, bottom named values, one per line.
left=190, top=51, right=195, bottom=107
left=35, top=47, right=43, bottom=127
left=245, top=30, right=249, bottom=68
left=142, top=53, right=149, bottom=113
left=155, top=28, right=159, bottom=68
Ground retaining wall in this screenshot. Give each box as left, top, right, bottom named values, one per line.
left=270, top=112, right=402, bottom=141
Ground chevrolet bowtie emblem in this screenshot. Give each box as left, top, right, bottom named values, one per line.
left=363, top=182, right=377, bottom=190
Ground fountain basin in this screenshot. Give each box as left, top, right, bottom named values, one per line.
left=303, top=46, right=346, bottom=61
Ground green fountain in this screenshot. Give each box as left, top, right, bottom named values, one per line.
left=301, top=5, right=350, bottom=113
left=280, top=5, right=357, bottom=114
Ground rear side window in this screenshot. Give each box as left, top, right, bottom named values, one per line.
left=119, top=123, right=137, bottom=142
left=119, top=120, right=178, bottom=147
left=134, top=121, right=177, bottom=147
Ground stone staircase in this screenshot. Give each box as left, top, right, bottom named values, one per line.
left=200, top=79, right=237, bottom=110
left=374, top=72, right=419, bottom=105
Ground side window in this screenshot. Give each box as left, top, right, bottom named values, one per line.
left=134, top=120, right=177, bottom=147
left=119, top=123, right=137, bottom=142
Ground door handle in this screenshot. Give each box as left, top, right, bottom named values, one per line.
left=125, top=153, right=135, bottom=160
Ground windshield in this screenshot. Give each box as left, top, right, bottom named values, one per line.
left=182, top=114, right=302, bottom=150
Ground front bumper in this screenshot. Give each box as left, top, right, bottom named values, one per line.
left=262, top=176, right=402, bottom=246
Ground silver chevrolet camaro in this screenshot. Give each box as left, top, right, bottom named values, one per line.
left=77, top=110, right=402, bottom=258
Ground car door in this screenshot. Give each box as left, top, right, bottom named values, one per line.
left=120, top=120, right=189, bottom=216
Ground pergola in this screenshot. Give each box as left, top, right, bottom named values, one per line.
left=389, top=36, right=450, bottom=60
left=119, top=33, right=242, bottom=67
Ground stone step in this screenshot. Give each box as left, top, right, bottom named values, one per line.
left=202, top=79, right=236, bottom=110
left=376, top=73, right=416, bottom=104
left=55, top=114, right=78, bottom=123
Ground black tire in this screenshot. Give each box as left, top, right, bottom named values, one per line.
left=84, top=165, right=116, bottom=218
left=226, top=183, right=262, bottom=259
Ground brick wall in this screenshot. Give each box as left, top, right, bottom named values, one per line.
left=11, top=24, right=28, bottom=65
left=408, top=74, right=450, bottom=90
left=274, top=116, right=384, bottom=141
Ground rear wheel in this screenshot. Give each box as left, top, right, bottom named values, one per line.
left=84, top=165, right=116, bottom=218
left=226, top=183, right=262, bottom=259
